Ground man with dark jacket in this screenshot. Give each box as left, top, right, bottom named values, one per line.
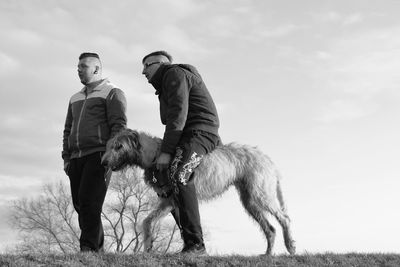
left=62, top=52, right=127, bottom=252
left=142, top=51, right=221, bottom=254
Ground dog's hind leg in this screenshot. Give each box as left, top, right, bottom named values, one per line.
left=271, top=208, right=295, bottom=255
left=266, top=197, right=296, bottom=255
left=142, top=197, right=174, bottom=252
left=236, top=183, right=277, bottom=255
left=272, top=177, right=296, bottom=255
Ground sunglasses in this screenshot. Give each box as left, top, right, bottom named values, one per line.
left=143, top=61, right=162, bottom=68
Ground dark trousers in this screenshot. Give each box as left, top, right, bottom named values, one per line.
left=68, top=152, right=108, bottom=251
left=169, top=130, right=221, bottom=248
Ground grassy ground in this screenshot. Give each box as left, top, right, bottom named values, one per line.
left=1, top=253, right=399, bottom=267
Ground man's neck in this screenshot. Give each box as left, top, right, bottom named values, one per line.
left=85, top=78, right=104, bottom=90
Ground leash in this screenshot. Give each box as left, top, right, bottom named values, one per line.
left=148, top=165, right=177, bottom=198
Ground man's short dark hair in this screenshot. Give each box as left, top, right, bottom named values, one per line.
left=79, top=52, right=100, bottom=60
left=142, top=51, right=173, bottom=63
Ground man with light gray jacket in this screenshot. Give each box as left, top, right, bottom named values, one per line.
left=62, top=52, right=127, bottom=252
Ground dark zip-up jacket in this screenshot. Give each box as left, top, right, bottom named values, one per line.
left=62, top=79, right=127, bottom=164
left=149, top=63, right=220, bottom=154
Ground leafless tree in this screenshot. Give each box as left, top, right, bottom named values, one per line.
left=10, top=181, right=79, bottom=254
left=102, top=167, right=181, bottom=253
left=9, top=167, right=181, bottom=254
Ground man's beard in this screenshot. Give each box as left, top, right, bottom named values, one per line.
left=80, top=77, right=88, bottom=85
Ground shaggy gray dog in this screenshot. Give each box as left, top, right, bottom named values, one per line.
left=102, top=128, right=296, bottom=255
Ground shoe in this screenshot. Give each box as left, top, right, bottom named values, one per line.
left=181, top=243, right=207, bottom=256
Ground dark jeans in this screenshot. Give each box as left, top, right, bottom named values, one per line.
left=169, top=129, right=221, bottom=248
left=68, top=152, right=109, bottom=252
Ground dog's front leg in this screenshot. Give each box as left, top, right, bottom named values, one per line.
left=143, top=197, right=174, bottom=252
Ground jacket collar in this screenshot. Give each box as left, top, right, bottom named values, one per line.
left=149, top=64, right=171, bottom=95
left=80, top=78, right=107, bottom=94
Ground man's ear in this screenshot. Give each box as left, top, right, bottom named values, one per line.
left=94, top=66, right=99, bottom=74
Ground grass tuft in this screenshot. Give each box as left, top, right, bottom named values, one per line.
left=0, top=252, right=399, bottom=267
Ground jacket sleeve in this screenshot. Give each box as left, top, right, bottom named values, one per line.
left=161, top=68, right=189, bottom=154
left=62, top=102, right=72, bottom=164
left=106, top=88, right=127, bottom=137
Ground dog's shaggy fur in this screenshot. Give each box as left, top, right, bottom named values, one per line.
left=102, top=128, right=296, bottom=255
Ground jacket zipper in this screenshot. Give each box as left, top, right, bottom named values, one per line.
left=76, top=91, right=88, bottom=157
left=98, top=124, right=102, bottom=144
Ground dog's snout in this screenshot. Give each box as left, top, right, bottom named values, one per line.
left=101, top=154, right=108, bottom=167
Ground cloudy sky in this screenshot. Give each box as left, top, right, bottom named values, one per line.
left=1, top=0, right=399, bottom=255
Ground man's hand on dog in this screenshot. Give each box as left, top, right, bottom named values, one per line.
left=156, top=152, right=172, bottom=170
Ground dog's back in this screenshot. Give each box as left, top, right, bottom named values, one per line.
left=193, top=143, right=279, bottom=201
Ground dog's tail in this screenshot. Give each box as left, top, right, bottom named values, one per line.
left=276, top=172, right=288, bottom=214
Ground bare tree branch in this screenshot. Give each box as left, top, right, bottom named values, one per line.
left=8, top=167, right=181, bottom=254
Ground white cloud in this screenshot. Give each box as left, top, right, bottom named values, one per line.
left=343, top=13, right=364, bottom=25
left=335, top=31, right=400, bottom=93
left=7, top=28, right=43, bottom=46
left=259, top=24, right=305, bottom=39
left=314, top=11, right=341, bottom=23
left=202, top=15, right=237, bottom=39
left=158, top=25, right=211, bottom=58
left=0, top=52, right=19, bottom=74
left=166, top=0, right=205, bottom=16
left=232, top=5, right=253, bottom=14
left=3, top=115, right=27, bottom=130
left=326, top=11, right=341, bottom=22
left=312, top=26, right=400, bottom=122
left=316, top=98, right=377, bottom=123
left=313, top=11, right=364, bottom=26
left=315, top=51, right=333, bottom=60
left=0, top=175, right=45, bottom=204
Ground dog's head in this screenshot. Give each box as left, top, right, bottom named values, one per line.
left=102, top=128, right=142, bottom=171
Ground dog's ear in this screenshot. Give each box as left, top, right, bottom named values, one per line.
left=127, top=130, right=141, bottom=150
